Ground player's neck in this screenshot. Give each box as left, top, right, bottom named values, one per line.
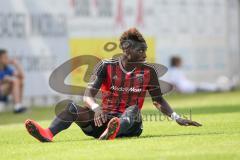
left=120, top=55, right=136, bottom=72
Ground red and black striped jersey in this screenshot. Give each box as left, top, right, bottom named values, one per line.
left=87, top=58, right=163, bottom=114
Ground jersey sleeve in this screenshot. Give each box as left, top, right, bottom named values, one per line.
left=147, top=67, right=163, bottom=103
left=88, top=60, right=107, bottom=90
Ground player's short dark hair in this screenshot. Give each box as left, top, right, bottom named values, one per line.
left=170, top=56, right=181, bottom=67
left=120, top=28, right=146, bottom=44
left=0, top=49, right=7, bottom=56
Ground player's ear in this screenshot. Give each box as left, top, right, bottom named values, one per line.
left=120, top=40, right=132, bottom=50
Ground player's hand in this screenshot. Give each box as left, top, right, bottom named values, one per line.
left=94, top=108, right=107, bottom=127
left=176, top=118, right=202, bottom=127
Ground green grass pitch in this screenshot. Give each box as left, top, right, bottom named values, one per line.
left=0, top=91, right=240, bottom=160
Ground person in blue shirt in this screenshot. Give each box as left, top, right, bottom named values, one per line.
left=0, top=49, right=26, bottom=113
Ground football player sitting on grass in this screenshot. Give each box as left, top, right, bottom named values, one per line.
left=25, top=28, right=202, bottom=142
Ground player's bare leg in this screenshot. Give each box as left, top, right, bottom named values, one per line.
left=9, top=78, right=26, bottom=113
left=19, top=76, right=24, bottom=102
left=0, top=77, right=26, bottom=113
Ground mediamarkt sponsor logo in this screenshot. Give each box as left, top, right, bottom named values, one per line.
left=110, top=86, right=142, bottom=93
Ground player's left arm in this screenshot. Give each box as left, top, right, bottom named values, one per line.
left=148, top=68, right=202, bottom=127
left=83, top=60, right=108, bottom=127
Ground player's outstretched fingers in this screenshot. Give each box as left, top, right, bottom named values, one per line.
left=176, top=118, right=189, bottom=126
left=191, top=121, right=202, bottom=127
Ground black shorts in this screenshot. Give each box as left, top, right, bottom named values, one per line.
left=75, top=106, right=143, bottom=139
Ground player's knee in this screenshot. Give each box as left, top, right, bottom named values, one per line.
left=120, top=116, right=131, bottom=127
left=67, top=102, right=78, bottom=114
left=124, top=105, right=142, bottom=123
left=11, top=78, right=20, bottom=85
left=126, top=105, right=140, bottom=114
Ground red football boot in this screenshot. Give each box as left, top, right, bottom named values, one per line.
left=25, top=119, right=53, bottom=142
left=99, top=117, right=120, bottom=140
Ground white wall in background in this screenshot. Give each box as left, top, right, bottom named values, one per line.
left=0, top=0, right=239, bottom=103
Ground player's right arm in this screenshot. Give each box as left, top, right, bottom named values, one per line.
left=83, top=60, right=107, bottom=127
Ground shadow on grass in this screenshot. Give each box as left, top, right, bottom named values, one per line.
left=54, top=137, right=93, bottom=143
left=138, top=132, right=224, bottom=139
left=54, top=132, right=226, bottom=143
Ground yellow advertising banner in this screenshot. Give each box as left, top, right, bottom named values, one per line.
left=69, top=37, right=155, bottom=86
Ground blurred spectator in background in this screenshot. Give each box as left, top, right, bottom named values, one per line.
left=0, top=49, right=26, bottom=113
left=163, top=56, right=236, bottom=93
